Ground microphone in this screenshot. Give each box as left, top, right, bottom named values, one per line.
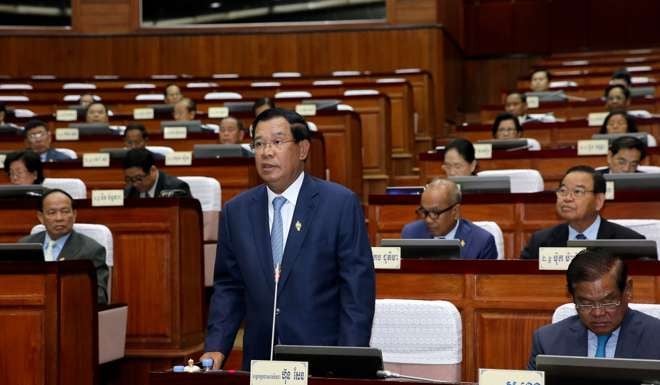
left=376, top=370, right=454, bottom=384
left=269, top=263, right=281, bottom=360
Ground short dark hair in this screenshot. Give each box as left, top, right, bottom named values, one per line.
left=611, top=69, right=632, bottom=87
left=39, top=188, right=75, bottom=212
left=222, top=116, right=245, bottom=133
left=252, top=97, right=276, bottom=115
left=445, top=138, right=476, bottom=163
left=251, top=108, right=312, bottom=142
left=86, top=101, right=107, bottom=115
left=600, top=110, right=637, bottom=134
left=604, top=84, right=631, bottom=100
left=531, top=68, right=551, bottom=82
left=3, top=150, right=44, bottom=184
left=507, top=91, right=527, bottom=103
left=567, top=248, right=628, bottom=296
left=164, top=83, right=180, bottom=95
left=492, top=112, right=523, bottom=138
left=561, top=165, right=606, bottom=194
left=124, top=123, right=148, bottom=140
left=122, top=148, right=155, bottom=173
left=610, top=135, right=647, bottom=160
left=24, top=119, right=48, bottom=134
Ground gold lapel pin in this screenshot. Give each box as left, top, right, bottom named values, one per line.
left=295, top=220, right=302, bottom=232
left=460, top=239, right=465, bottom=248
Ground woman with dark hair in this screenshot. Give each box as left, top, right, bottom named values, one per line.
left=442, top=138, right=477, bottom=176
left=3, top=150, right=44, bottom=184
left=492, top=112, right=523, bottom=139
left=600, top=110, right=638, bottom=134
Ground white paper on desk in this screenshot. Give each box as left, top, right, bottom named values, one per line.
left=479, top=368, right=544, bottom=385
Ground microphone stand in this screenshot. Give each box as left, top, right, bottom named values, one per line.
left=269, top=263, right=281, bottom=360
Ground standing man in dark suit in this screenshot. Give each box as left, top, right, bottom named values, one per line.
left=528, top=248, right=660, bottom=369
left=401, top=178, right=498, bottom=259
left=122, top=148, right=191, bottom=198
left=19, top=189, right=109, bottom=304
left=201, top=108, right=375, bottom=370
left=520, top=165, right=644, bottom=259
left=23, top=119, right=73, bottom=162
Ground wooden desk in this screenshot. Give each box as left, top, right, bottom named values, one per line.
left=368, top=191, right=660, bottom=258
left=0, top=260, right=97, bottom=385
left=0, top=198, right=205, bottom=385
left=375, top=259, right=660, bottom=382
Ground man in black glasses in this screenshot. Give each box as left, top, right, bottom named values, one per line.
left=520, top=165, right=643, bottom=259
left=122, top=148, right=191, bottom=198
left=528, top=248, right=660, bottom=369
left=401, top=178, right=498, bottom=259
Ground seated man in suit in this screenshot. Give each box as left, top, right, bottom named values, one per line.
left=122, top=148, right=191, bottom=198
left=173, top=97, right=196, bottom=121
left=200, top=108, right=375, bottom=370
left=401, top=178, right=498, bottom=259
left=24, top=120, right=73, bottom=162
left=19, top=189, right=109, bottom=304
left=520, top=165, right=644, bottom=259
left=218, top=116, right=246, bottom=144
left=599, top=136, right=646, bottom=174
left=123, top=123, right=165, bottom=160
left=528, top=248, right=660, bottom=369
left=164, top=83, right=183, bottom=105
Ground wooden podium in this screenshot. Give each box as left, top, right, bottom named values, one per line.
left=0, top=260, right=98, bottom=385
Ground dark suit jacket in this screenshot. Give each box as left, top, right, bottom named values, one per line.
left=596, top=168, right=644, bottom=175
left=124, top=170, right=191, bottom=198
left=19, top=230, right=109, bottom=304
left=528, top=309, right=660, bottom=369
left=520, top=219, right=645, bottom=259
left=43, top=148, right=73, bottom=162
left=205, top=174, right=375, bottom=369
left=401, top=218, right=498, bottom=259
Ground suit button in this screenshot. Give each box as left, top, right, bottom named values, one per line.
left=276, top=308, right=280, bottom=316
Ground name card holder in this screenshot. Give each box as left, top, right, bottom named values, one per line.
left=587, top=112, right=608, bottom=127
left=55, top=128, right=80, bottom=141
left=165, top=151, right=193, bottom=166
left=371, top=247, right=401, bottom=270
left=295, top=104, right=317, bottom=116
left=82, top=153, right=110, bottom=168
left=91, top=190, right=124, bottom=207
left=208, top=107, right=229, bottom=118
left=526, top=96, right=540, bottom=109
left=250, top=360, right=308, bottom=385
left=133, top=108, right=155, bottom=120
left=577, top=139, right=608, bottom=156
left=539, top=247, right=585, bottom=270
left=479, top=368, right=544, bottom=385
left=56, top=109, right=78, bottom=122
left=0, top=154, right=5, bottom=168
left=474, top=143, right=493, bottom=159
left=163, top=126, right=187, bottom=139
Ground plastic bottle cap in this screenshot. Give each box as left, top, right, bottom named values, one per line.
left=173, top=365, right=185, bottom=372
left=202, top=358, right=213, bottom=368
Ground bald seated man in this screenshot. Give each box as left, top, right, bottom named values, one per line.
left=401, top=178, right=498, bottom=259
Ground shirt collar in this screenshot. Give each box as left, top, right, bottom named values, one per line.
left=267, top=171, right=305, bottom=208
left=568, top=215, right=601, bottom=240
left=44, top=231, right=72, bottom=256
left=434, top=219, right=460, bottom=239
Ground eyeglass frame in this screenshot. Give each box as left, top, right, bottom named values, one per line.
left=555, top=186, right=596, bottom=198
left=574, top=300, right=622, bottom=312
left=415, top=202, right=459, bottom=220
left=250, top=138, right=298, bottom=152
left=124, top=173, right=149, bottom=184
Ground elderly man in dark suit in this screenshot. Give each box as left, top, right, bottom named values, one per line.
left=19, top=189, right=109, bottom=304
left=528, top=248, right=660, bottom=369
left=520, top=165, right=643, bottom=259
left=401, top=178, right=498, bottom=259
left=200, top=108, right=375, bottom=370
left=122, top=148, right=191, bottom=198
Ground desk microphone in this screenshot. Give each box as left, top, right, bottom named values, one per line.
left=376, top=370, right=454, bottom=384
left=269, top=263, right=281, bottom=360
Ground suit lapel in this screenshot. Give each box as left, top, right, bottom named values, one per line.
left=567, top=317, right=589, bottom=356
left=552, top=223, right=570, bottom=245
left=278, top=175, right=318, bottom=293
left=249, top=186, right=276, bottom=291
left=596, top=219, right=614, bottom=238
left=614, top=310, right=638, bottom=357
left=59, top=231, right=82, bottom=261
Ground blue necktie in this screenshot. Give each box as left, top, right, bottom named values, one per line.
left=576, top=233, right=587, bottom=240
left=271, top=196, right=287, bottom=268
left=595, top=334, right=611, bottom=357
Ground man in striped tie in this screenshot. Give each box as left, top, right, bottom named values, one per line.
left=527, top=248, right=660, bottom=369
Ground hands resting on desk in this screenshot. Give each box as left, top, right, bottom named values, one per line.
left=199, top=351, right=224, bottom=370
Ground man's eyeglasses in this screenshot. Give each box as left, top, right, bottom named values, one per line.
left=415, top=203, right=458, bottom=220
left=27, top=131, right=47, bottom=140
left=555, top=187, right=595, bottom=198
left=251, top=138, right=296, bottom=152
left=574, top=300, right=621, bottom=312
left=125, top=174, right=148, bottom=184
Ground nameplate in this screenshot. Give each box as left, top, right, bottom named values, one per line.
left=577, top=139, right=608, bottom=156
left=165, top=151, right=193, bottom=166
left=539, top=247, right=585, bottom=270
left=163, top=126, right=187, bottom=139
left=295, top=104, right=317, bottom=116
left=371, top=247, right=401, bottom=270
left=82, top=153, right=110, bottom=167
left=526, top=96, right=540, bottom=109
left=208, top=106, right=229, bottom=118
left=91, top=190, right=124, bottom=207
left=0, top=154, right=5, bottom=168
left=56, top=109, right=78, bottom=121
left=250, top=360, right=308, bottom=385
left=605, top=180, right=615, bottom=200
left=587, top=112, right=608, bottom=126
left=133, top=108, right=154, bottom=120
left=474, top=143, right=493, bottom=159
left=55, top=128, right=79, bottom=141
left=479, top=368, right=544, bottom=385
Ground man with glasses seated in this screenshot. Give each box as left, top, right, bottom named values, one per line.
left=23, top=119, right=73, bottom=162
left=122, top=148, right=191, bottom=198
left=401, top=178, right=497, bottom=259
left=528, top=248, right=660, bottom=369
left=598, top=136, right=646, bottom=174
left=520, top=165, right=643, bottom=259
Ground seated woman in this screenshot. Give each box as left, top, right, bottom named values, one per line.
left=600, top=109, right=637, bottom=134
left=492, top=112, right=523, bottom=139
left=442, top=138, right=477, bottom=177
left=3, top=150, right=44, bottom=185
